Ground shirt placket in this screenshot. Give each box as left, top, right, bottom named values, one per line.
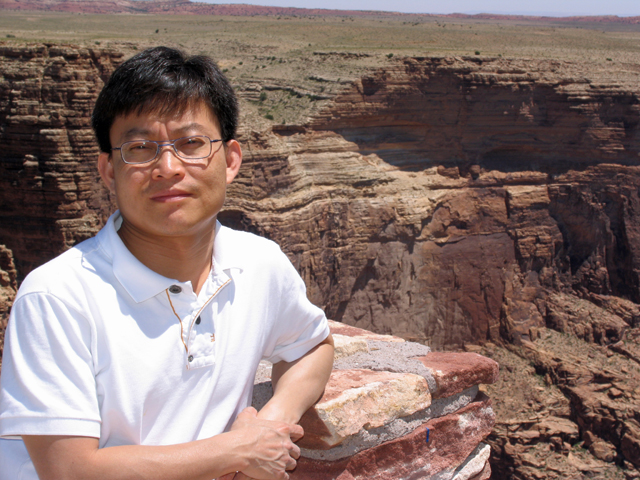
left=166, top=275, right=231, bottom=369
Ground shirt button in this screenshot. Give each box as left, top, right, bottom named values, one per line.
left=188, top=355, right=194, bottom=362
left=169, top=285, right=182, bottom=294
left=195, top=316, right=201, bottom=325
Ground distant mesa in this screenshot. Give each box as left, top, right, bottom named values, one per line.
left=0, top=0, right=639, bottom=23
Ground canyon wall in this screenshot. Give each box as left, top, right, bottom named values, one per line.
left=224, top=56, right=640, bottom=351
left=2, top=45, right=639, bottom=351
left=1, top=44, right=640, bottom=478
left=0, top=44, right=119, bottom=275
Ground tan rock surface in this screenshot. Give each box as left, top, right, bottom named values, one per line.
left=292, top=393, right=495, bottom=480
left=0, top=245, right=17, bottom=359
left=298, top=368, right=432, bottom=449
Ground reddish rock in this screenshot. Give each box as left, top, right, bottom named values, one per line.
left=291, top=393, right=495, bottom=479
left=0, top=44, right=120, bottom=277
left=621, top=420, right=640, bottom=469
left=416, top=352, right=499, bottom=399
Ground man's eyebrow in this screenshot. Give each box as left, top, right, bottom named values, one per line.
left=120, top=127, right=152, bottom=140
left=120, top=123, right=211, bottom=140
left=172, top=122, right=211, bottom=135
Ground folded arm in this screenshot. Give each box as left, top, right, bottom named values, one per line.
left=23, top=407, right=302, bottom=480
left=258, top=333, right=335, bottom=425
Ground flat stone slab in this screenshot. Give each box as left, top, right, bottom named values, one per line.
left=292, top=393, right=495, bottom=479
left=298, top=368, right=431, bottom=450
left=328, top=319, right=405, bottom=342
left=416, top=352, right=500, bottom=399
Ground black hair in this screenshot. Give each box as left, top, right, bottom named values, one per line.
left=92, top=46, right=238, bottom=152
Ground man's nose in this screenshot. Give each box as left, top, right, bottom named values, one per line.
left=153, top=146, right=185, bottom=176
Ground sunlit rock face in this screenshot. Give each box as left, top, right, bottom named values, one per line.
left=252, top=321, right=499, bottom=480
left=224, top=56, right=640, bottom=350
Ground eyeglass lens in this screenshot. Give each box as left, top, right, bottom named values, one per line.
left=121, top=136, right=213, bottom=164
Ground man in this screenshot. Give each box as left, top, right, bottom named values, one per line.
left=0, top=46, right=334, bottom=480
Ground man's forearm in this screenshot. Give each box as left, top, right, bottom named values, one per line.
left=258, top=334, right=335, bottom=425
left=23, top=407, right=302, bottom=480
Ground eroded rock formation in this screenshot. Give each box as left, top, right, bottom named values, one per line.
left=2, top=44, right=640, bottom=478
left=0, top=43, right=119, bottom=275
left=225, top=56, right=640, bottom=351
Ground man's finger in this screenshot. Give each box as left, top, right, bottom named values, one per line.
left=218, top=473, right=237, bottom=480
left=289, top=443, right=301, bottom=460
left=288, top=424, right=304, bottom=442
left=285, top=457, right=297, bottom=471
left=238, top=406, right=258, bottom=418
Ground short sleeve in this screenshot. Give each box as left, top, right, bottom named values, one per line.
left=262, top=251, right=330, bottom=364
left=0, top=293, right=101, bottom=438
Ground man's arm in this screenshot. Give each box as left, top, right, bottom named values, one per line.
left=22, top=408, right=302, bottom=480
left=258, top=334, right=335, bottom=425
left=221, top=334, right=334, bottom=480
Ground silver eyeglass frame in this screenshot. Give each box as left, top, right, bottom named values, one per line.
left=111, top=135, right=223, bottom=165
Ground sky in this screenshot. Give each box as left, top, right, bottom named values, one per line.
left=201, top=0, right=639, bottom=17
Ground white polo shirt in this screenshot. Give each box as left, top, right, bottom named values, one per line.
left=0, top=211, right=329, bottom=480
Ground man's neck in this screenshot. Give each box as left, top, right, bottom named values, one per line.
left=117, top=217, right=215, bottom=295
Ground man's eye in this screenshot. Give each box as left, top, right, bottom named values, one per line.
left=183, top=138, right=205, bottom=146
left=128, top=143, right=154, bottom=151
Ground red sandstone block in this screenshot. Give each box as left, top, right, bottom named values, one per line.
left=292, top=393, right=495, bottom=480
left=416, top=352, right=499, bottom=399
left=328, top=319, right=405, bottom=342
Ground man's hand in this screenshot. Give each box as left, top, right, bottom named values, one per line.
left=227, top=407, right=302, bottom=480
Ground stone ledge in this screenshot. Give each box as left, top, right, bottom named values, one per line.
left=290, top=393, right=495, bottom=479
left=252, top=321, right=500, bottom=478
left=328, top=319, right=405, bottom=342
left=416, top=351, right=500, bottom=399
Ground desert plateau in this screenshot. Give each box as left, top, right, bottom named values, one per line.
left=1, top=1, right=640, bottom=479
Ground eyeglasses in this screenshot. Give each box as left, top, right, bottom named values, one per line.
left=112, top=136, right=222, bottom=165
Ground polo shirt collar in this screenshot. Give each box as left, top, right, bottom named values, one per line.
left=98, top=212, right=241, bottom=303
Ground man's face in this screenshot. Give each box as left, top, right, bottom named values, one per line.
left=98, top=101, right=242, bottom=240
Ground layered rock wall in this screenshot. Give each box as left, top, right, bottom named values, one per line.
left=224, top=56, right=640, bottom=350
left=0, top=44, right=119, bottom=275
left=2, top=44, right=640, bottom=478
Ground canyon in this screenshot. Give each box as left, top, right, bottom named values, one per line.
left=1, top=38, right=640, bottom=479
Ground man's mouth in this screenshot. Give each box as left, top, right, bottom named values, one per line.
left=150, top=190, right=193, bottom=202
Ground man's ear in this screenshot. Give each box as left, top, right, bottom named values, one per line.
left=98, top=152, right=116, bottom=194
left=224, top=140, right=242, bottom=185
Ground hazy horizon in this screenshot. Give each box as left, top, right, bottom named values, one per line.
left=199, top=0, right=639, bottom=17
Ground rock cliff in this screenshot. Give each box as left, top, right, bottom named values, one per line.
left=0, top=43, right=119, bottom=275
left=1, top=44, right=640, bottom=479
